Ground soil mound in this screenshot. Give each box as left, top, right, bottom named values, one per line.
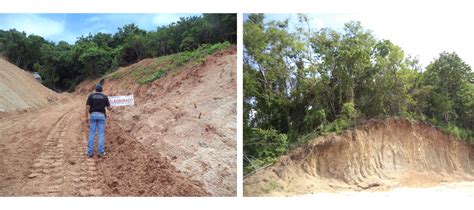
left=93, top=118, right=209, bottom=196
left=244, top=118, right=474, bottom=196
left=0, top=58, right=58, bottom=112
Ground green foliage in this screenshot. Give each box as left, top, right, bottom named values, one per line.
left=243, top=128, right=288, bottom=174
left=108, top=42, right=231, bottom=85
left=139, top=42, right=230, bottom=84
left=341, top=102, right=357, bottom=119
left=303, top=108, right=326, bottom=133
left=138, top=68, right=166, bottom=84
left=420, top=52, right=473, bottom=128
left=243, top=14, right=474, bottom=174
left=108, top=70, right=124, bottom=80
left=411, top=114, right=474, bottom=143
left=322, top=118, right=353, bottom=134
left=78, top=44, right=113, bottom=77
left=0, top=14, right=236, bottom=91
left=174, top=41, right=231, bottom=66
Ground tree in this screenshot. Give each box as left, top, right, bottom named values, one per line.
left=243, top=14, right=474, bottom=174
left=0, top=14, right=237, bottom=91
left=422, top=52, right=472, bottom=125
left=121, top=34, right=146, bottom=64
left=78, top=43, right=112, bottom=77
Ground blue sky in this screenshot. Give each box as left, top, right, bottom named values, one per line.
left=244, top=13, right=474, bottom=68
left=0, top=13, right=201, bottom=44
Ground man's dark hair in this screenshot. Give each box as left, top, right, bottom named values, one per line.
left=95, top=84, right=103, bottom=92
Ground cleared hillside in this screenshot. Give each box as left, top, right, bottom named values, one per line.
left=76, top=46, right=237, bottom=196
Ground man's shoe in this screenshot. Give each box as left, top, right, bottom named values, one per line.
left=88, top=154, right=93, bottom=158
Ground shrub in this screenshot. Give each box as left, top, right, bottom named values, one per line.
left=341, top=101, right=357, bottom=119
left=107, top=42, right=231, bottom=84
left=323, top=118, right=352, bottom=134
left=243, top=128, right=288, bottom=174
left=138, top=68, right=166, bottom=84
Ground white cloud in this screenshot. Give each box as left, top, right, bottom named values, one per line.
left=152, top=13, right=198, bottom=26
left=0, top=14, right=64, bottom=37
left=307, top=13, right=474, bottom=68
left=85, top=16, right=101, bottom=23
left=152, top=14, right=187, bottom=26
left=311, top=18, right=326, bottom=29
left=84, top=14, right=200, bottom=32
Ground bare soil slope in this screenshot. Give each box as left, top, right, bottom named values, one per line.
left=0, top=58, right=59, bottom=113
left=244, top=118, right=474, bottom=196
left=76, top=47, right=237, bottom=196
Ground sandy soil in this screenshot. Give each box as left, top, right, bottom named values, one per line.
left=0, top=48, right=236, bottom=196
left=300, top=182, right=474, bottom=204
left=244, top=118, right=474, bottom=196
left=0, top=58, right=59, bottom=113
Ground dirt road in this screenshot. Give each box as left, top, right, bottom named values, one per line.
left=0, top=96, right=208, bottom=196
left=0, top=97, right=93, bottom=195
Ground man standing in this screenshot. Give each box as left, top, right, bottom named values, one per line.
left=85, top=83, right=111, bottom=158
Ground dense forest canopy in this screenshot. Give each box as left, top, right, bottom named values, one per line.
left=0, top=14, right=236, bottom=91
left=243, top=14, right=473, bottom=173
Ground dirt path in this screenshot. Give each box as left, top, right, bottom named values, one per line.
left=0, top=98, right=102, bottom=196
left=0, top=96, right=208, bottom=196
left=20, top=107, right=102, bottom=196
left=1, top=98, right=72, bottom=195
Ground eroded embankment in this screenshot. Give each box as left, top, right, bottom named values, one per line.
left=244, top=118, right=474, bottom=196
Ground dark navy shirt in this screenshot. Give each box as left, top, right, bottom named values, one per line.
left=86, top=92, right=110, bottom=115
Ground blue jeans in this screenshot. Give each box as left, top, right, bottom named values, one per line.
left=87, top=112, right=106, bottom=156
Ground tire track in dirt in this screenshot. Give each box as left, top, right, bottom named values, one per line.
left=0, top=101, right=74, bottom=195
left=21, top=109, right=71, bottom=196
left=63, top=110, right=102, bottom=196
left=21, top=108, right=101, bottom=196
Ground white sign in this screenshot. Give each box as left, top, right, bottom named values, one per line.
left=108, top=95, right=134, bottom=107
